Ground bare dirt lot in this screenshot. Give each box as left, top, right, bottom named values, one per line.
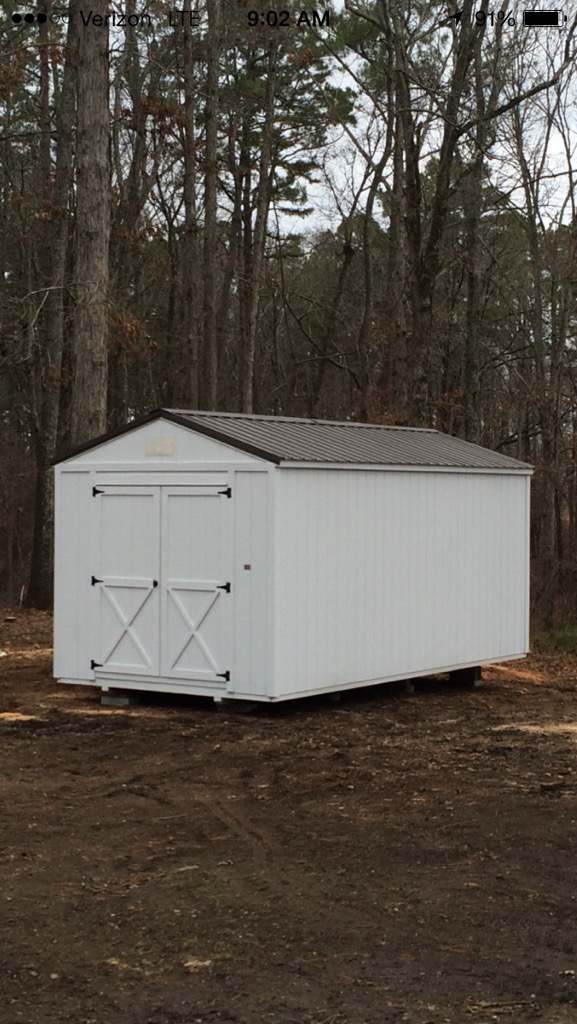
left=2, top=612, right=577, bottom=1024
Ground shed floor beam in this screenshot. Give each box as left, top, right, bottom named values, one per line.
left=213, top=697, right=260, bottom=713
left=449, top=666, right=482, bottom=687
left=101, top=691, right=142, bottom=706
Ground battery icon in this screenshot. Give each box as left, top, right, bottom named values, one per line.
left=523, top=10, right=565, bottom=25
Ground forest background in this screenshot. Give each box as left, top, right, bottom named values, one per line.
left=0, top=0, right=576, bottom=633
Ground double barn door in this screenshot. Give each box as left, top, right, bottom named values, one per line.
left=92, top=483, right=231, bottom=687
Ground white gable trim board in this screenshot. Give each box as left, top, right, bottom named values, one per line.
left=53, top=411, right=532, bottom=704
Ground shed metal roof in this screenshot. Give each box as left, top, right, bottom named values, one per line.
left=54, top=408, right=533, bottom=471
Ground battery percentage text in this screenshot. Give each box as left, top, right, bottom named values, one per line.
left=475, top=9, right=515, bottom=26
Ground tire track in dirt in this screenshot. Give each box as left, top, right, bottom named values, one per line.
left=187, top=783, right=387, bottom=935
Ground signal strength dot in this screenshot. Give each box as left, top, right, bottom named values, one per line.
left=11, top=11, right=48, bottom=22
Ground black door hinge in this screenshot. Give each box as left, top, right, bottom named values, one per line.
left=92, top=487, right=104, bottom=496
left=91, top=575, right=102, bottom=586
left=153, top=579, right=158, bottom=587
left=218, top=486, right=232, bottom=498
left=217, top=670, right=230, bottom=682
left=217, top=582, right=231, bottom=593
left=91, top=660, right=102, bottom=670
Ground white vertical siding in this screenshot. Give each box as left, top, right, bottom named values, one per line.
left=273, top=469, right=530, bottom=698
left=229, top=470, right=273, bottom=697
left=53, top=469, right=96, bottom=680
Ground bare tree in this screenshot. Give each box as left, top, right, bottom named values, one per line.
left=502, top=29, right=577, bottom=626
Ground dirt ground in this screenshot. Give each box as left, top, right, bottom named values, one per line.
left=2, top=613, right=577, bottom=1024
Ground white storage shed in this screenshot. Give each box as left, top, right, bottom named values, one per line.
left=53, top=409, right=533, bottom=704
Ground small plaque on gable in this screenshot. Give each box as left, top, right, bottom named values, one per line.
left=145, top=436, right=175, bottom=457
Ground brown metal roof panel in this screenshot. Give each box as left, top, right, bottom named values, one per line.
left=52, top=408, right=533, bottom=470
left=180, top=415, right=411, bottom=464
left=171, top=411, right=531, bottom=470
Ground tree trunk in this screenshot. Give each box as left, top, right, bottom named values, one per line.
left=513, top=106, right=557, bottom=628
left=70, top=0, right=110, bottom=446
left=203, top=0, right=221, bottom=409
left=462, top=153, right=483, bottom=443
left=182, top=0, right=200, bottom=408
left=26, top=2, right=78, bottom=608
left=463, top=25, right=505, bottom=443
left=241, top=42, right=278, bottom=413
left=307, top=233, right=355, bottom=419
left=378, top=116, right=408, bottom=422
left=357, top=139, right=393, bottom=421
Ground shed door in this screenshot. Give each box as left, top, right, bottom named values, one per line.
left=93, top=483, right=231, bottom=685
left=160, top=487, right=231, bottom=681
left=95, top=487, right=161, bottom=675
